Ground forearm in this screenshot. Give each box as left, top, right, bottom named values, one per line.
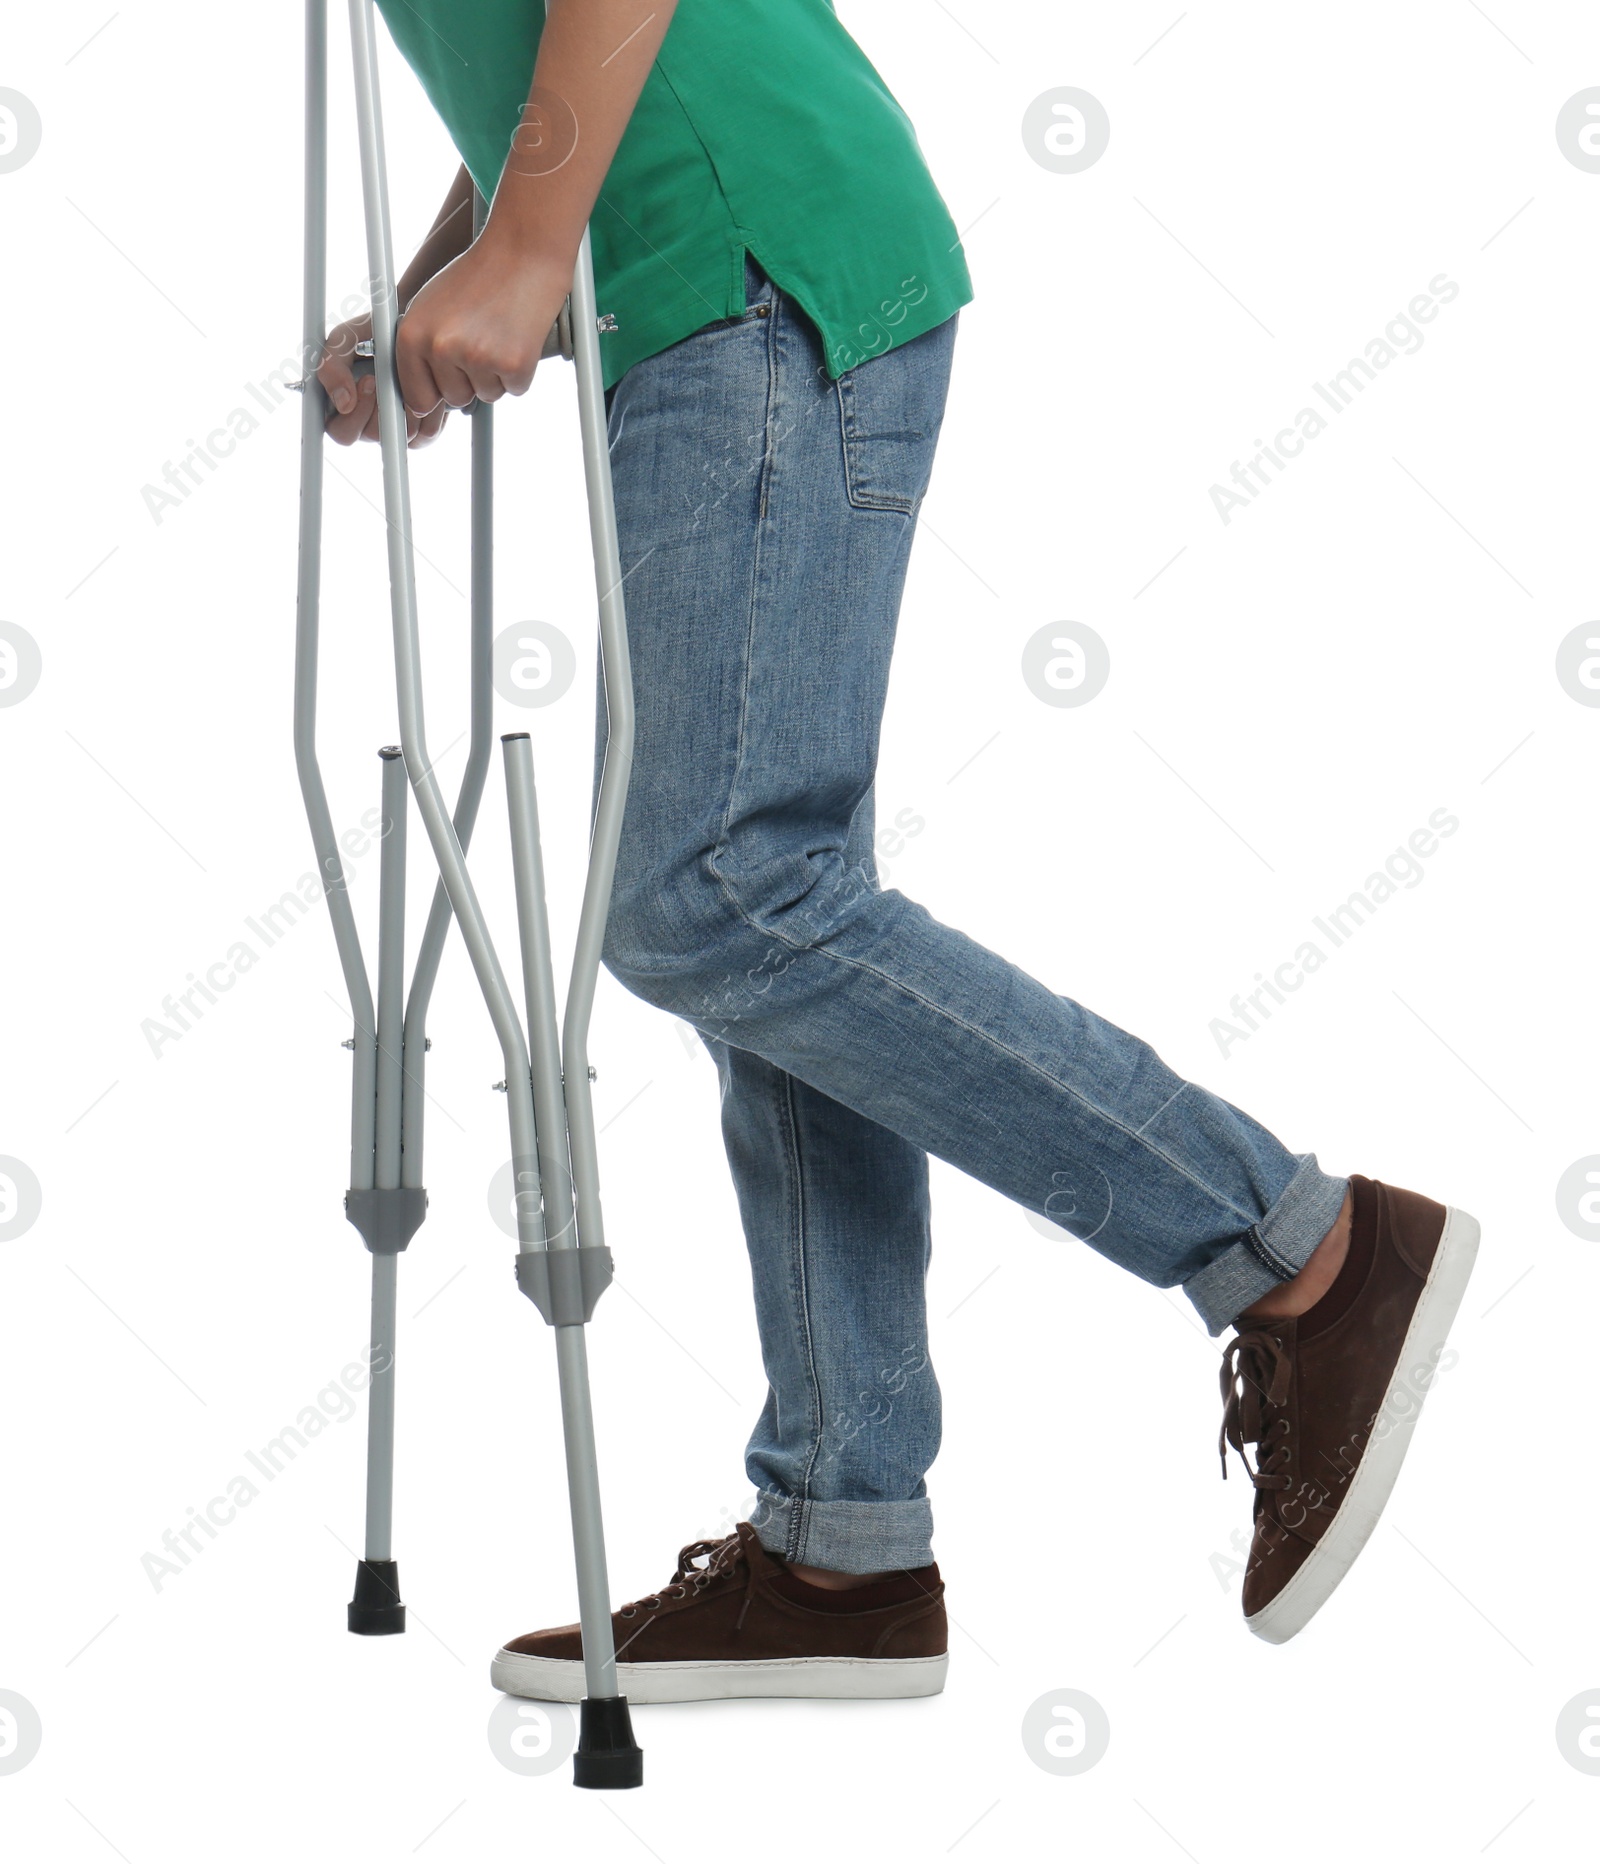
left=377, top=2, right=675, bottom=423
left=482, top=0, right=678, bottom=267
left=398, top=163, right=476, bottom=308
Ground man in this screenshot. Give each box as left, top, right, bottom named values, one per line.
left=317, top=0, right=1479, bottom=1702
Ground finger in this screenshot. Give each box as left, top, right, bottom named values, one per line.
left=473, top=344, right=540, bottom=402
left=498, top=352, right=539, bottom=399
left=317, top=321, right=369, bottom=417
left=325, top=372, right=378, bottom=446
left=399, top=400, right=441, bottom=443
left=394, top=322, right=446, bottom=430
left=408, top=405, right=450, bottom=450
left=342, top=374, right=382, bottom=446
left=429, top=356, right=479, bottom=411
left=316, top=348, right=359, bottom=419
left=399, top=395, right=446, bottom=447
left=449, top=356, right=510, bottom=404
left=463, top=363, right=512, bottom=404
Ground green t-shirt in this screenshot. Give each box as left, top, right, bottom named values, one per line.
left=372, top=0, right=974, bottom=388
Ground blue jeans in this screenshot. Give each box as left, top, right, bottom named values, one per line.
left=598, top=256, right=1348, bottom=1572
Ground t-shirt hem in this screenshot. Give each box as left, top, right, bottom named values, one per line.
left=598, top=266, right=973, bottom=392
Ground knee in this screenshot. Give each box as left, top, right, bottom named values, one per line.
left=602, top=856, right=806, bottom=1034
left=602, top=865, right=746, bottom=1013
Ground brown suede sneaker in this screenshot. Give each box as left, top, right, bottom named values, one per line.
left=1219, top=1173, right=1479, bottom=1644
left=491, top=1522, right=947, bottom=1704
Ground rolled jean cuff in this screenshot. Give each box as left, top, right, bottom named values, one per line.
left=749, top=1490, right=935, bottom=1572
left=1183, top=1154, right=1350, bottom=1337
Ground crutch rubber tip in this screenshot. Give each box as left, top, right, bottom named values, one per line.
left=573, top=1696, right=643, bottom=1790
left=347, top=1558, right=407, bottom=1636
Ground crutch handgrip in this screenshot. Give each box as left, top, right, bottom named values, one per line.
left=290, top=304, right=572, bottom=397
left=542, top=299, right=575, bottom=362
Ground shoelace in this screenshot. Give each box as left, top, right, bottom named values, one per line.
left=1218, top=1327, right=1294, bottom=1491
left=616, top=1531, right=762, bottom=1633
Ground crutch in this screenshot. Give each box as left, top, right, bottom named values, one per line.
left=292, top=0, right=643, bottom=1791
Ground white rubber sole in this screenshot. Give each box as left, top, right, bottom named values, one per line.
left=490, top=1648, right=949, bottom=1705
left=1245, top=1202, right=1480, bottom=1645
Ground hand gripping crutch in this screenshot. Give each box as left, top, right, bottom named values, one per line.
left=293, top=0, right=643, bottom=1791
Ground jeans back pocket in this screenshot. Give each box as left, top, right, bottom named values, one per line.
left=835, top=314, right=957, bottom=515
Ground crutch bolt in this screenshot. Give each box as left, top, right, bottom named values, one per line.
left=573, top=1696, right=643, bottom=1790
left=347, top=1558, right=406, bottom=1636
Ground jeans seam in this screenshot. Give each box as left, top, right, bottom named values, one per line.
left=708, top=285, right=789, bottom=902
left=712, top=297, right=778, bottom=866
left=690, top=867, right=1260, bottom=1231
left=778, top=1069, right=824, bottom=1561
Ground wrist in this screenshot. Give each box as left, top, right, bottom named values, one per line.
left=476, top=204, right=578, bottom=281
left=481, top=187, right=585, bottom=274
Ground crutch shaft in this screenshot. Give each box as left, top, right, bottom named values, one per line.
left=559, top=230, right=636, bottom=1266
left=502, top=735, right=577, bottom=1251
left=398, top=190, right=498, bottom=1189
left=374, top=748, right=407, bottom=1189
left=363, top=1253, right=399, bottom=1560
left=361, top=747, right=407, bottom=1565
left=504, top=732, right=622, bottom=1703
left=554, top=1325, right=617, bottom=1694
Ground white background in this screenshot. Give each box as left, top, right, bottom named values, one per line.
left=3, top=0, right=1598, bottom=1856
